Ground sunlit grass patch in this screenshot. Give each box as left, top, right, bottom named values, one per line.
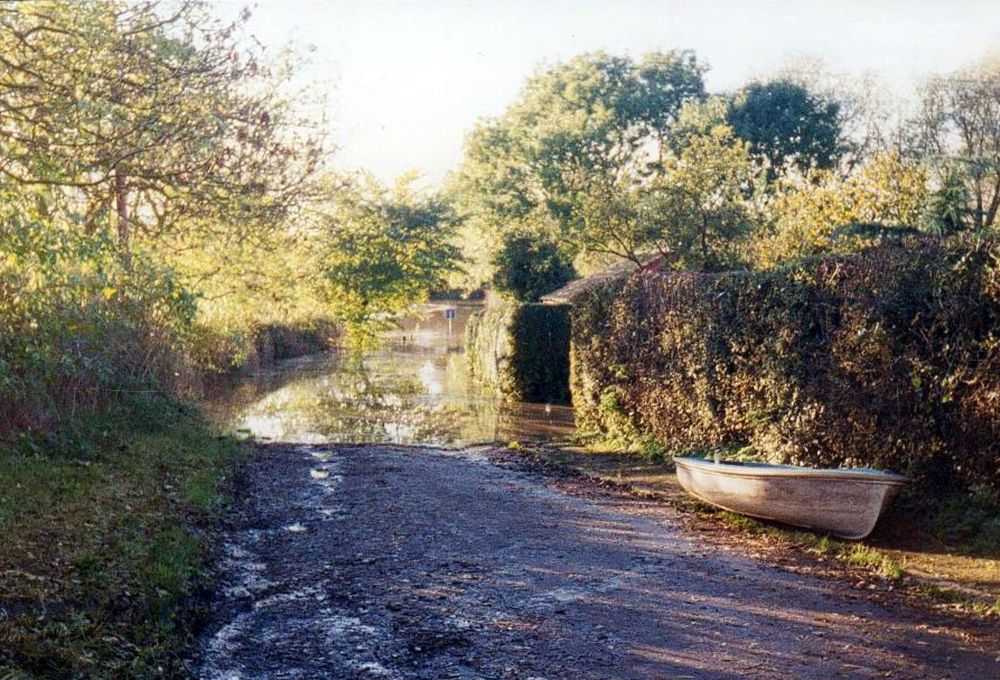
left=716, top=512, right=906, bottom=580
left=841, top=544, right=905, bottom=580
left=717, top=511, right=764, bottom=533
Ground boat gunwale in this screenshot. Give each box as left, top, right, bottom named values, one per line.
left=673, top=456, right=907, bottom=486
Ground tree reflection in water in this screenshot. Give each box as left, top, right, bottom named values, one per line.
left=208, top=306, right=574, bottom=446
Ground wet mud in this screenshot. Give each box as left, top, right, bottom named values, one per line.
left=197, top=444, right=999, bottom=679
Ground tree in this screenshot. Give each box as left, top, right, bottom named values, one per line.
left=0, top=1, right=322, bottom=250
left=754, top=153, right=928, bottom=267
left=451, top=51, right=707, bottom=268
left=847, top=152, right=927, bottom=226
left=645, top=101, right=761, bottom=270
left=914, top=58, right=1000, bottom=231
left=727, top=79, right=842, bottom=179
left=491, top=234, right=575, bottom=302
left=924, top=169, right=968, bottom=236
left=319, top=174, right=461, bottom=336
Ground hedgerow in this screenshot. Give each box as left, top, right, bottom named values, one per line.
left=466, top=301, right=572, bottom=404
left=571, top=237, right=1000, bottom=495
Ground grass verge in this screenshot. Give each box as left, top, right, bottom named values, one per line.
left=0, top=395, right=247, bottom=678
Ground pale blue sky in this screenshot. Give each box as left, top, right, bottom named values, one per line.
left=212, top=0, right=1000, bottom=186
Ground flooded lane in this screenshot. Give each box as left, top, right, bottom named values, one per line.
left=198, top=307, right=1000, bottom=680
left=206, top=305, right=574, bottom=446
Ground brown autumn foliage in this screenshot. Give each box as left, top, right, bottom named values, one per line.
left=571, top=237, right=1000, bottom=494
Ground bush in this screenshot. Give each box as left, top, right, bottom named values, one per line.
left=0, top=209, right=341, bottom=440
left=0, top=218, right=196, bottom=439
left=571, top=238, right=1000, bottom=495
left=465, top=301, right=571, bottom=403
left=491, top=234, right=576, bottom=302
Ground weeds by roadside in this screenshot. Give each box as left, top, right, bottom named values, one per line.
left=714, top=512, right=906, bottom=580
left=0, top=395, right=247, bottom=678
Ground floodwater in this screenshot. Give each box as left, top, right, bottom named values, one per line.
left=205, top=304, right=575, bottom=447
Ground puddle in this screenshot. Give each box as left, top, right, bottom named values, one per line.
left=205, top=305, right=575, bottom=447
left=219, top=544, right=275, bottom=599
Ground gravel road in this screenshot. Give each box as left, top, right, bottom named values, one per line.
left=197, top=444, right=999, bottom=679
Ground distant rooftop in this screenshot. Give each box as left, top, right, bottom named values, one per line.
left=540, top=254, right=663, bottom=305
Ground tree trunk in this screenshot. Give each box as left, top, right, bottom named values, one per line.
left=985, top=177, right=1000, bottom=229
left=115, top=170, right=129, bottom=249
left=974, top=185, right=984, bottom=231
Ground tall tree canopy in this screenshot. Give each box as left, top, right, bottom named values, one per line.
left=490, top=233, right=575, bottom=302
left=319, top=174, right=460, bottom=337
left=646, top=100, right=761, bottom=270
left=451, top=50, right=707, bottom=267
left=727, top=79, right=842, bottom=179
left=0, top=0, right=321, bottom=248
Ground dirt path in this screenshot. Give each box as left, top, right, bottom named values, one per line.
left=197, top=444, right=999, bottom=679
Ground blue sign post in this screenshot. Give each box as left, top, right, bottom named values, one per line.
left=444, top=307, right=457, bottom=343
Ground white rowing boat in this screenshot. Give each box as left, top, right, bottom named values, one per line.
left=673, top=456, right=906, bottom=540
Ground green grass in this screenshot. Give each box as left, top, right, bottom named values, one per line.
left=0, top=395, right=247, bottom=678
left=841, top=544, right=905, bottom=580
left=713, top=509, right=906, bottom=580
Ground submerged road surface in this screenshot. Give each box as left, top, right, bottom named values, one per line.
left=198, top=445, right=998, bottom=679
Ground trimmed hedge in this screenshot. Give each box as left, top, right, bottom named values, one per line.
left=571, top=239, right=1000, bottom=494
left=466, top=301, right=571, bottom=404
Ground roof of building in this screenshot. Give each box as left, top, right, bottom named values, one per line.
left=540, top=254, right=663, bottom=305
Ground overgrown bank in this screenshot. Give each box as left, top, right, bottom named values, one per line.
left=571, top=238, right=1000, bottom=501
left=0, top=396, right=247, bottom=678
left=0, top=236, right=337, bottom=676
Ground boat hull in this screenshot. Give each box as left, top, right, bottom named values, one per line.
left=673, top=457, right=906, bottom=540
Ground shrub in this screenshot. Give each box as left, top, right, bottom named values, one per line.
left=465, top=301, right=571, bottom=403
left=571, top=237, right=1000, bottom=495
left=491, top=234, right=576, bottom=302
left=0, top=218, right=196, bottom=438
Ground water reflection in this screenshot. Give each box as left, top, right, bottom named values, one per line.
left=206, top=305, right=575, bottom=447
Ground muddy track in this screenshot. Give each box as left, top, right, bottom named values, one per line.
left=197, top=444, right=999, bottom=679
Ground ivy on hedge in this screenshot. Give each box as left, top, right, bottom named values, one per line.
left=571, top=238, right=1000, bottom=495
left=465, top=301, right=571, bottom=404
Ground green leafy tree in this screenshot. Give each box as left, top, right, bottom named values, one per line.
left=727, top=79, right=842, bottom=179
left=646, top=101, right=761, bottom=270
left=0, top=0, right=322, bottom=250
left=452, top=51, right=707, bottom=268
left=491, top=234, right=576, bottom=302
left=0, top=0, right=338, bottom=360
left=319, top=174, right=461, bottom=338
left=754, top=152, right=928, bottom=266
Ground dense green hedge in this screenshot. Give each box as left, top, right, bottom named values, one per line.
left=571, top=239, right=1000, bottom=495
left=466, top=301, right=571, bottom=404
